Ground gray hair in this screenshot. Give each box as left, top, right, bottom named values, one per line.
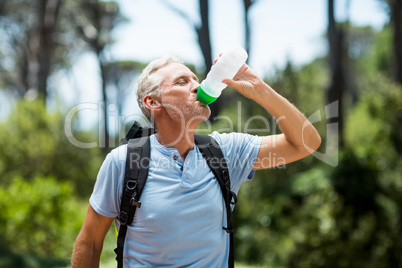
left=135, top=55, right=183, bottom=121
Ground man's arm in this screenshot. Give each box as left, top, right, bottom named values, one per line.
left=72, top=204, right=114, bottom=268
left=223, top=64, right=322, bottom=170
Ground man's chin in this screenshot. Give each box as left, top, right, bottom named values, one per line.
left=191, top=107, right=211, bottom=123
left=202, top=106, right=211, bottom=121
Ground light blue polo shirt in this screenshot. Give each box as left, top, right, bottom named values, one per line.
left=90, top=131, right=263, bottom=267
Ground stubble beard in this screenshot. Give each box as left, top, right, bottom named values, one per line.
left=164, top=102, right=211, bottom=126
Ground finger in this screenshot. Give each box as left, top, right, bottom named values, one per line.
left=222, top=78, right=240, bottom=90
left=213, top=53, right=223, bottom=65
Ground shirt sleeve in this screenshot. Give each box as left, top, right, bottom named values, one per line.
left=89, top=146, right=126, bottom=218
left=211, top=132, right=263, bottom=195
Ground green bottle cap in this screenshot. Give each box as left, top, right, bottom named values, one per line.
left=197, top=85, right=218, bottom=105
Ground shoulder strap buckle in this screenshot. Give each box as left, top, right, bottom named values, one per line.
left=223, top=227, right=237, bottom=234
left=230, top=190, right=237, bottom=205
left=119, top=211, right=129, bottom=226
left=130, top=192, right=142, bottom=208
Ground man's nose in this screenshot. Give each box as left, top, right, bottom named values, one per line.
left=191, top=81, right=200, bottom=93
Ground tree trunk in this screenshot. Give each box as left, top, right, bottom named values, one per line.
left=37, top=0, right=62, bottom=102
left=99, top=59, right=110, bottom=151
left=196, top=0, right=224, bottom=120
left=242, top=0, right=252, bottom=60
left=197, top=0, right=212, bottom=74
left=327, top=0, right=345, bottom=146
left=93, top=0, right=110, bottom=152
left=390, top=0, right=402, bottom=84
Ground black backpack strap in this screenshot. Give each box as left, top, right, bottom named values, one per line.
left=119, top=122, right=155, bottom=145
left=114, top=136, right=151, bottom=268
left=194, top=134, right=236, bottom=268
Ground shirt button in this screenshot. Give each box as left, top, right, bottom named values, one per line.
left=173, top=155, right=179, bottom=160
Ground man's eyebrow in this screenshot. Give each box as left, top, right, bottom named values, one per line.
left=187, top=73, right=199, bottom=82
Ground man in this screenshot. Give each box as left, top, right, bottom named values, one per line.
left=72, top=55, right=321, bottom=267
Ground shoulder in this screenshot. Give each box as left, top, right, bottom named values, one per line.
left=111, top=144, right=128, bottom=161
left=101, top=144, right=128, bottom=174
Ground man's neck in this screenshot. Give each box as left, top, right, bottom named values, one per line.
left=154, top=121, right=198, bottom=161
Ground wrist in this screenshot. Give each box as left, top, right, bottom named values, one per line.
left=253, top=83, right=277, bottom=104
left=254, top=84, right=289, bottom=119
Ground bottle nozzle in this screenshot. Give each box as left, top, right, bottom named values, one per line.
left=197, top=85, right=219, bottom=105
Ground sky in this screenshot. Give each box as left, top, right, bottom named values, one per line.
left=111, top=0, right=388, bottom=75
left=54, top=0, right=388, bottom=130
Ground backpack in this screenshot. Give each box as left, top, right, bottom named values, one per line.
left=114, top=122, right=237, bottom=268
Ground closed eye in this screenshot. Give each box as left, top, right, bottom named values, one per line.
left=175, top=79, right=188, bottom=85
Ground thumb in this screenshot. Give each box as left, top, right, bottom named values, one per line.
left=222, top=78, right=240, bottom=90
left=222, top=78, right=251, bottom=98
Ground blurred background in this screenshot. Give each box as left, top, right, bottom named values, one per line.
left=0, top=0, right=401, bottom=267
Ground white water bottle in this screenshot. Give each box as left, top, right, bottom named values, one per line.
left=197, top=45, right=248, bottom=105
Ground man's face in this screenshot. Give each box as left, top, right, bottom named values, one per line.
left=155, top=63, right=211, bottom=125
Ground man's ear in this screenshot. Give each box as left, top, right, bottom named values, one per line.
left=144, top=95, right=162, bottom=112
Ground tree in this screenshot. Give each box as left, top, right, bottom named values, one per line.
left=0, top=0, right=71, bottom=101
left=327, top=0, right=347, bottom=146
left=104, top=60, right=148, bottom=138
left=104, top=60, right=147, bottom=116
left=241, top=0, right=258, bottom=58
left=197, top=0, right=213, bottom=74
left=37, top=0, right=63, bottom=101
left=0, top=99, right=103, bottom=197
left=0, top=177, right=85, bottom=264
left=389, top=0, right=402, bottom=84
left=69, top=0, right=126, bottom=152
left=161, top=0, right=242, bottom=120
left=160, top=0, right=212, bottom=76
left=377, top=0, right=402, bottom=147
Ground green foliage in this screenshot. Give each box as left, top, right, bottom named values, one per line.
left=0, top=99, right=103, bottom=197
left=0, top=176, right=86, bottom=266
left=0, top=99, right=104, bottom=264
left=229, top=24, right=402, bottom=267
left=269, top=58, right=328, bottom=116
left=345, top=75, right=402, bottom=160
left=371, top=26, right=393, bottom=76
